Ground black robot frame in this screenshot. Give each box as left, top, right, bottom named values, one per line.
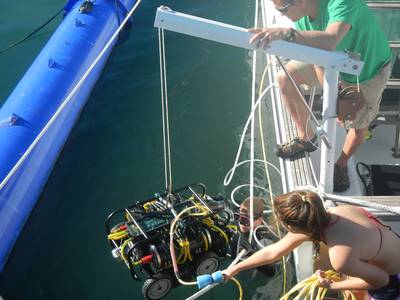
left=105, top=183, right=238, bottom=299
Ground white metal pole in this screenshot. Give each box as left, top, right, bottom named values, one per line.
left=154, top=7, right=363, bottom=76
left=319, top=69, right=339, bottom=193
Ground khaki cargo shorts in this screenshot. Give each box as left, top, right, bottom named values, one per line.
left=288, top=60, right=392, bottom=129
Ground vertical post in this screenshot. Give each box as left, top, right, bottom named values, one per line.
left=319, top=68, right=339, bottom=193
left=393, top=114, right=400, bottom=158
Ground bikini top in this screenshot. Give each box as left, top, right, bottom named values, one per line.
left=321, top=207, right=391, bottom=261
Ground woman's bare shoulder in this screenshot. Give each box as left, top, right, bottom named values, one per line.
left=329, top=205, right=361, bottom=215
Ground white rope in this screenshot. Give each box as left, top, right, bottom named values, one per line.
left=254, top=223, right=292, bottom=264
left=162, top=32, right=173, bottom=193
left=254, top=224, right=278, bottom=245
left=223, top=83, right=276, bottom=186
left=295, top=185, right=400, bottom=215
left=0, top=0, right=142, bottom=191
left=230, top=183, right=276, bottom=208
left=324, top=193, right=400, bottom=215
left=303, top=86, right=320, bottom=187
left=305, top=86, right=320, bottom=149
left=275, top=56, right=321, bottom=128
left=248, top=0, right=260, bottom=244
left=158, top=29, right=168, bottom=191
left=158, top=28, right=173, bottom=192
left=308, top=156, right=319, bottom=187
left=224, top=159, right=281, bottom=199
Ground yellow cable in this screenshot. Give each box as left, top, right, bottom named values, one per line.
left=169, top=205, right=211, bottom=286
left=120, top=237, right=133, bottom=263
left=143, top=200, right=156, bottom=211
left=181, top=239, right=193, bottom=261
left=279, top=270, right=354, bottom=300
left=226, top=224, right=238, bottom=232
left=257, top=61, right=288, bottom=294
left=230, top=277, right=243, bottom=300
left=108, top=231, right=128, bottom=240
left=177, top=239, right=189, bottom=263
left=172, top=209, right=210, bottom=236
left=179, top=246, right=187, bottom=264
left=187, top=245, right=193, bottom=261
left=202, top=218, right=213, bottom=226
left=203, top=222, right=229, bottom=245
left=169, top=204, right=241, bottom=295
left=177, top=241, right=185, bottom=264
left=108, top=232, right=123, bottom=239
left=108, top=229, right=127, bottom=236
left=201, top=232, right=209, bottom=252
left=178, top=242, right=188, bottom=264
left=183, top=247, right=188, bottom=264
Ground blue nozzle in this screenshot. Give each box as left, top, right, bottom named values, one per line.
left=211, top=271, right=223, bottom=283
left=197, top=274, right=212, bottom=289
left=196, top=271, right=224, bottom=289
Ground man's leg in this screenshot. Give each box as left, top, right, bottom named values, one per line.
left=334, top=62, right=391, bottom=192
left=336, top=127, right=368, bottom=167
left=334, top=128, right=368, bottom=192
left=274, top=62, right=322, bottom=159
left=276, top=64, right=315, bottom=140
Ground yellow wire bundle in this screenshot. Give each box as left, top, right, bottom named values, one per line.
left=107, top=230, right=128, bottom=240
left=280, top=270, right=355, bottom=300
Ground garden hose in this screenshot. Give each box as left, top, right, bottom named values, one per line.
left=279, top=270, right=355, bottom=300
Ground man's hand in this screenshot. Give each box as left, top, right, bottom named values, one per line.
left=248, top=28, right=288, bottom=49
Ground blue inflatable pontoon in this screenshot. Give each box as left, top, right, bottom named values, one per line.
left=0, top=0, right=138, bottom=271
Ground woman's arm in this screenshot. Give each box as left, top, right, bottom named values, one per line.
left=329, top=274, right=388, bottom=291
left=223, top=232, right=308, bottom=280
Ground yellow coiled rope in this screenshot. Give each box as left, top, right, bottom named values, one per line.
left=279, top=270, right=355, bottom=300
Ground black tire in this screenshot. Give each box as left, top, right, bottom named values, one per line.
left=142, top=273, right=173, bottom=300
left=193, top=251, right=220, bottom=276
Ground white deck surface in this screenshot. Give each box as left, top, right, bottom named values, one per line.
left=356, top=124, right=400, bottom=166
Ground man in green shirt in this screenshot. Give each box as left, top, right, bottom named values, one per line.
left=249, top=0, right=391, bottom=192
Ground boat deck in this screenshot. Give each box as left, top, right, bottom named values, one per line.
left=281, top=91, right=316, bottom=188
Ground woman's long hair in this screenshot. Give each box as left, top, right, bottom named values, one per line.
left=273, top=190, right=330, bottom=241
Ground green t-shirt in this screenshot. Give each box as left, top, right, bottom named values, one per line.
left=295, top=0, right=391, bottom=83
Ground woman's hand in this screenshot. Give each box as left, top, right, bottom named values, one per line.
left=316, top=270, right=334, bottom=289
left=248, top=28, right=287, bottom=49
left=222, top=265, right=240, bottom=281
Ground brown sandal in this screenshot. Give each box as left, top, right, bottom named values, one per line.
left=276, top=135, right=318, bottom=159
left=334, top=164, right=350, bottom=192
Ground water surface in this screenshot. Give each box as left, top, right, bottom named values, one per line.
left=0, top=1, right=292, bottom=299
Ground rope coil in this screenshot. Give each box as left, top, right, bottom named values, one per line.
left=280, top=270, right=356, bottom=300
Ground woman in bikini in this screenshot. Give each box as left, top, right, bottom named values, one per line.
left=222, top=190, right=400, bottom=300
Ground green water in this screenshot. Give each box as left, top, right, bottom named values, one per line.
left=0, top=0, right=293, bottom=299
